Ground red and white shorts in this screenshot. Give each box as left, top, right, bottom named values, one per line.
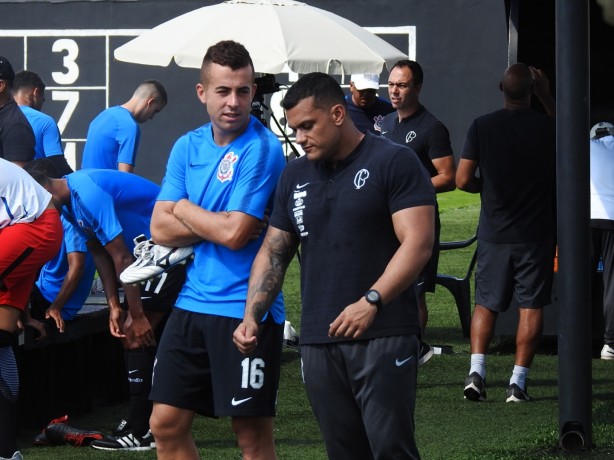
left=0, top=209, right=62, bottom=310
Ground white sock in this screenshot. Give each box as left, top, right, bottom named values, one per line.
left=469, top=354, right=486, bottom=379
left=510, top=365, right=529, bottom=390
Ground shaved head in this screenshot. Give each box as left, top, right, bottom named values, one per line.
left=501, top=63, right=533, bottom=101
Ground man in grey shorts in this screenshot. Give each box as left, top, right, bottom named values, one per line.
left=456, top=62, right=556, bottom=403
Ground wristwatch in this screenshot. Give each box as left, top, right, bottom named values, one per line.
left=364, top=289, right=383, bottom=313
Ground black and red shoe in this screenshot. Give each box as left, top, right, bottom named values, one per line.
left=45, top=422, right=105, bottom=447
left=32, top=415, right=69, bottom=446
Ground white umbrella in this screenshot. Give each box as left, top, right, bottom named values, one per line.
left=113, top=0, right=406, bottom=75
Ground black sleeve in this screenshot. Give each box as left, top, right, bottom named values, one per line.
left=426, top=121, right=454, bottom=160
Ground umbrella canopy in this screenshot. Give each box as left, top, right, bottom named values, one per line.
left=114, top=0, right=407, bottom=75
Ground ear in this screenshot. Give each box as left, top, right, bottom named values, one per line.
left=330, top=103, right=345, bottom=126
left=196, top=82, right=206, bottom=104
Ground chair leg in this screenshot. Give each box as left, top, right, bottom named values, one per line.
left=435, top=275, right=472, bottom=338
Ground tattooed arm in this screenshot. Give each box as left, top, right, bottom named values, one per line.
left=233, top=226, right=299, bottom=355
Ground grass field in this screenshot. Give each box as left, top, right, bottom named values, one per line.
left=18, top=190, right=614, bottom=459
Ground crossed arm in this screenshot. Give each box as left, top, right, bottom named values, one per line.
left=151, top=199, right=267, bottom=250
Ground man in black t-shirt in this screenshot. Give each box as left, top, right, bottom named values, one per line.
left=456, top=63, right=556, bottom=403
left=0, top=56, right=35, bottom=167
left=234, top=72, right=435, bottom=460
left=381, top=59, right=456, bottom=365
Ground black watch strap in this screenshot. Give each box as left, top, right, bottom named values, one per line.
left=364, top=289, right=383, bottom=312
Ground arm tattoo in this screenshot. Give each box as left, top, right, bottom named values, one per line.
left=247, top=230, right=299, bottom=322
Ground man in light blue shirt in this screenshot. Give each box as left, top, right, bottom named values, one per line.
left=25, top=162, right=186, bottom=451
left=148, top=40, right=285, bottom=460
left=81, top=80, right=167, bottom=173
left=12, top=70, right=73, bottom=176
left=29, top=216, right=96, bottom=332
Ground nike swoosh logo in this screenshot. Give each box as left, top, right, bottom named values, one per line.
left=128, top=370, right=138, bottom=374
left=295, top=182, right=310, bottom=189
left=381, top=131, right=388, bottom=135
left=395, top=356, right=414, bottom=366
left=141, top=296, right=153, bottom=300
left=231, top=397, right=253, bottom=406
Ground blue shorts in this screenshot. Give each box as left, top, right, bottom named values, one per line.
left=150, top=308, right=283, bottom=417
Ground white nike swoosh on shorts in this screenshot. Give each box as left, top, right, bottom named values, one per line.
left=395, top=356, right=414, bottom=366
left=231, top=397, right=253, bottom=406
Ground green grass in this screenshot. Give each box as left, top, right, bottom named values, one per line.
left=18, top=190, right=614, bottom=459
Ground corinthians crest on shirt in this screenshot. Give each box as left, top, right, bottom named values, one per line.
left=217, top=152, right=239, bottom=183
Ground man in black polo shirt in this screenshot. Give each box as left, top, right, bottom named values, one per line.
left=234, top=72, right=435, bottom=460
left=456, top=63, right=555, bottom=403
left=0, top=56, right=35, bottom=167
left=381, top=59, right=456, bottom=365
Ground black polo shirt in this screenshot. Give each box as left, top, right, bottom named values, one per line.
left=381, top=105, right=453, bottom=177
left=270, top=132, right=436, bottom=344
left=0, top=99, right=35, bottom=163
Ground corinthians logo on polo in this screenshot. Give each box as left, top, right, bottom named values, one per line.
left=354, top=169, right=370, bottom=189
left=217, top=151, right=238, bottom=183
left=293, top=183, right=309, bottom=237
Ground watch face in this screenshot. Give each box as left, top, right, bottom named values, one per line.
left=366, top=290, right=380, bottom=303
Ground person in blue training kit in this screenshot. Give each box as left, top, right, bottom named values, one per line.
left=345, top=73, right=394, bottom=135
left=146, top=40, right=286, bottom=460
left=0, top=56, right=35, bottom=167
left=26, top=214, right=96, bottom=336
left=25, top=162, right=187, bottom=451
left=234, top=72, right=435, bottom=460
left=81, top=79, right=167, bottom=172
left=12, top=70, right=73, bottom=176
